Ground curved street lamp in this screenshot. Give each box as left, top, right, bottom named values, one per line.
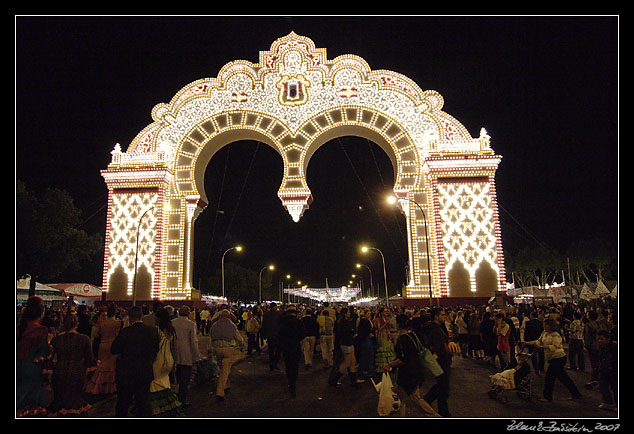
left=259, top=264, right=275, bottom=303
left=132, top=203, right=170, bottom=307
left=361, top=246, right=389, bottom=306
left=221, top=246, right=243, bottom=299
left=387, top=194, right=433, bottom=306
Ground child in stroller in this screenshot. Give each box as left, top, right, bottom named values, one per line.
left=488, top=349, right=534, bottom=403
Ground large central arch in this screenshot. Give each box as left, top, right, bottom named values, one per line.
left=101, top=32, right=505, bottom=302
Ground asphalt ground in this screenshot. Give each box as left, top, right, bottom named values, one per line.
left=84, top=332, right=620, bottom=425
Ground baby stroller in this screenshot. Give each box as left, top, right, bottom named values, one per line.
left=488, top=349, right=535, bottom=404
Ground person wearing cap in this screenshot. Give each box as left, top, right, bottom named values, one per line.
left=172, top=305, right=200, bottom=407
left=209, top=309, right=245, bottom=402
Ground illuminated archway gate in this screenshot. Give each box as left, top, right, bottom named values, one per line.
left=101, top=33, right=505, bottom=302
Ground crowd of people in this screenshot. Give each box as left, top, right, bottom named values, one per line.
left=16, top=295, right=618, bottom=418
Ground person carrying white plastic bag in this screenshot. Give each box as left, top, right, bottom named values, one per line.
left=380, top=314, right=442, bottom=417
left=372, top=372, right=403, bottom=416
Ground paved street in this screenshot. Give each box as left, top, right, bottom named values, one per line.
left=83, top=332, right=619, bottom=422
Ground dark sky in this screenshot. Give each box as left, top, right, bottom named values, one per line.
left=15, top=15, right=618, bottom=291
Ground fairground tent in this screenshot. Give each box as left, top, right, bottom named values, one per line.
left=48, top=283, right=103, bottom=306
left=16, top=278, right=66, bottom=305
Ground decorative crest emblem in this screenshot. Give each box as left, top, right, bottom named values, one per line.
left=276, top=74, right=310, bottom=106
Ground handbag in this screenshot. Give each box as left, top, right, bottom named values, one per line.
left=376, top=372, right=402, bottom=416
left=406, top=333, right=444, bottom=378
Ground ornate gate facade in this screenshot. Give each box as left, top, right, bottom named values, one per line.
left=101, top=32, right=505, bottom=302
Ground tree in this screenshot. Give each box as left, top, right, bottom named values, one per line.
left=505, top=245, right=563, bottom=288
left=16, top=180, right=103, bottom=281
left=565, top=238, right=617, bottom=284
left=200, top=262, right=273, bottom=303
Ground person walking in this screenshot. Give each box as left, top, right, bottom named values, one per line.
left=454, top=311, right=469, bottom=357
left=520, top=309, right=545, bottom=374
left=16, top=297, right=52, bottom=417
left=149, top=307, right=184, bottom=417
left=524, top=318, right=582, bottom=403
left=261, top=302, right=283, bottom=371
left=383, top=314, right=441, bottom=417
left=468, top=310, right=484, bottom=359
left=330, top=307, right=364, bottom=387
left=567, top=311, right=585, bottom=371
left=142, top=301, right=163, bottom=327
left=47, top=313, right=97, bottom=417
left=199, top=307, right=210, bottom=335
left=318, top=309, right=335, bottom=369
left=300, top=308, right=319, bottom=369
left=110, top=305, right=160, bottom=417
left=495, top=312, right=512, bottom=371
left=171, top=305, right=200, bottom=408
left=421, top=307, right=453, bottom=417
left=583, top=310, right=601, bottom=389
left=85, top=303, right=121, bottom=395
left=373, top=307, right=396, bottom=374
left=597, top=329, right=617, bottom=412
left=245, top=309, right=262, bottom=355
left=355, top=309, right=375, bottom=380
left=480, top=310, right=497, bottom=370
left=278, top=307, right=306, bottom=398
left=209, top=309, right=246, bottom=402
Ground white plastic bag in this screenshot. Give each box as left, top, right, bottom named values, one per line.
left=376, top=372, right=402, bottom=416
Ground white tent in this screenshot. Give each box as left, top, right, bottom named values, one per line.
left=594, top=280, right=611, bottom=296
left=48, top=283, right=103, bottom=306
left=579, top=283, right=597, bottom=301
left=609, top=284, right=617, bottom=298
left=16, top=278, right=66, bottom=304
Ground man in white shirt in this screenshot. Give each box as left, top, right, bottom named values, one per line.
left=199, top=308, right=210, bottom=335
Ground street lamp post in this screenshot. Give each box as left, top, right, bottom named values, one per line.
left=351, top=274, right=363, bottom=297
left=387, top=195, right=433, bottom=306
left=132, top=206, right=155, bottom=307
left=362, top=246, right=389, bottom=306
left=259, top=265, right=275, bottom=304
left=279, top=274, right=291, bottom=304
left=356, top=263, right=374, bottom=298
left=221, top=246, right=242, bottom=300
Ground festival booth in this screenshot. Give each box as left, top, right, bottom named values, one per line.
left=16, top=278, right=66, bottom=306
left=48, top=283, right=103, bottom=306
left=507, top=286, right=554, bottom=306
left=579, top=281, right=617, bottom=302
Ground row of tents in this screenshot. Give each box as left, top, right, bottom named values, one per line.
left=506, top=280, right=617, bottom=304
left=16, top=277, right=102, bottom=306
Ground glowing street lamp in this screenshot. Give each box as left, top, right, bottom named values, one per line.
left=351, top=274, right=363, bottom=296
left=221, top=246, right=243, bottom=299
left=356, top=263, right=374, bottom=298
left=361, top=246, right=389, bottom=306
left=259, top=264, right=275, bottom=303
left=387, top=194, right=433, bottom=306
left=279, top=274, right=291, bottom=304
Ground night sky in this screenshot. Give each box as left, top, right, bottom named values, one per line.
left=15, top=15, right=618, bottom=292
